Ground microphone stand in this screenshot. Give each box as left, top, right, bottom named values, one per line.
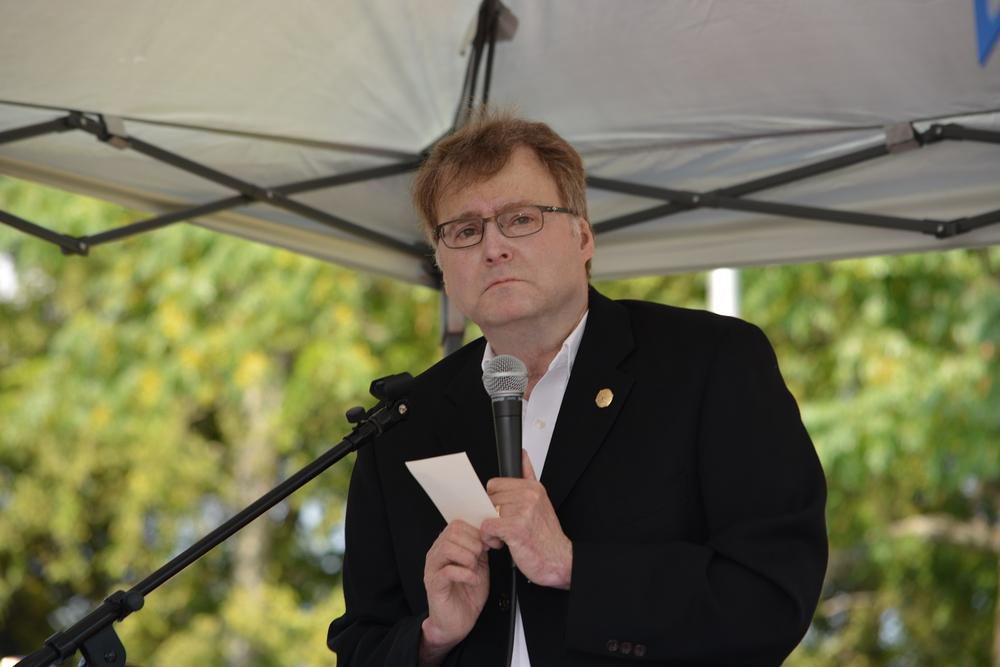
left=15, top=373, right=413, bottom=667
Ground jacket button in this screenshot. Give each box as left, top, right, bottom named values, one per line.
left=634, top=644, right=647, bottom=657
left=620, top=641, right=632, bottom=655
left=498, top=594, right=510, bottom=611
left=606, top=639, right=619, bottom=653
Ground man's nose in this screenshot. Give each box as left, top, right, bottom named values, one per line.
left=481, top=220, right=512, bottom=262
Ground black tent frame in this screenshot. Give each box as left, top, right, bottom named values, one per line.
left=2, top=0, right=999, bottom=277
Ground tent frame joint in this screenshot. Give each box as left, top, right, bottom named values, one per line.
left=885, top=122, right=919, bottom=153
left=931, top=220, right=960, bottom=239
left=96, top=114, right=130, bottom=149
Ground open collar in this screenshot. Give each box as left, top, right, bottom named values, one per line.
left=441, top=288, right=636, bottom=507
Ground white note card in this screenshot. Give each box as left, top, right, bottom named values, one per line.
left=405, top=452, right=498, bottom=526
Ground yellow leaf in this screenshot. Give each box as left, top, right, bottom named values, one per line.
left=139, top=368, right=163, bottom=406
left=159, top=299, right=190, bottom=340
left=235, top=351, right=269, bottom=389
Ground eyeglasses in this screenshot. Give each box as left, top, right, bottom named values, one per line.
left=434, top=204, right=577, bottom=249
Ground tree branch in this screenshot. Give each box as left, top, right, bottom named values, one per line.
left=818, top=591, right=875, bottom=618
left=889, top=514, right=1000, bottom=553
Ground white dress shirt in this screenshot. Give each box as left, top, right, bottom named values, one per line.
left=481, top=311, right=589, bottom=667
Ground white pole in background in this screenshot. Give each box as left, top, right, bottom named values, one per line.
left=708, top=267, right=740, bottom=318
left=0, top=252, right=18, bottom=302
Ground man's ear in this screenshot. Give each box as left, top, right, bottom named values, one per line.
left=578, top=218, right=595, bottom=257
left=434, top=251, right=449, bottom=295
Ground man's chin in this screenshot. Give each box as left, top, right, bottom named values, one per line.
left=474, top=299, right=536, bottom=330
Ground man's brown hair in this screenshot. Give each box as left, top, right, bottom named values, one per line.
left=412, top=110, right=590, bottom=242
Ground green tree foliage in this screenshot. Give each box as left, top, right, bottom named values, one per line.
left=755, top=251, right=1000, bottom=666
left=2, top=177, right=999, bottom=665
left=0, top=177, right=443, bottom=665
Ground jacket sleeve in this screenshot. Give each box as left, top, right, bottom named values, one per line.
left=565, top=320, right=828, bottom=665
left=327, top=443, right=427, bottom=667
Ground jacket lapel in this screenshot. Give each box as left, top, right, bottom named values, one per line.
left=540, top=289, right=635, bottom=511
left=440, top=340, right=500, bottom=486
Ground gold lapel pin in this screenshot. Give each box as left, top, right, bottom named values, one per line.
left=595, top=388, right=614, bottom=408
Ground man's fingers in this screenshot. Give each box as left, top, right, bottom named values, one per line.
left=480, top=518, right=509, bottom=548
left=433, top=564, right=483, bottom=587
left=442, top=519, right=483, bottom=542
left=480, top=518, right=519, bottom=550
left=425, top=539, right=490, bottom=588
left=480, top=516, right=497, bottom=533
left=483, top=536, right=504, bottom=549
left=429, top=533, right=485, bottom=565
left=438, top=520, right=487, bottom=550
left=488, top=483, right=545, bottom=509
left=487, top=476, right=530, bottom=494
left=426, top=521, right=487, bottom=574
left=430, top=543, right=481, bottom=570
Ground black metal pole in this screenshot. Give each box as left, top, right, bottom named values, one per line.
left=66, top=114, right=427, bottom=256
left=80, top=196, right=250, bottom=248
left=0, top=209, right=87, bottom=255
left=0, top=115, right=76, bottom=146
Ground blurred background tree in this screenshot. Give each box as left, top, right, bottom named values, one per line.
left=1, top=176, right=998, bottom=665
left=0, top=177, right=443, bottom=666
left=753, top=249, right=1000, bottom=667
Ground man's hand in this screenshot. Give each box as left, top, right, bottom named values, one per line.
left=481, top=451, right=573, bottom=590
left=419, top=520, right=490, bottom=666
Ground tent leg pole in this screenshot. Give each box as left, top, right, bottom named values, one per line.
left=708, top=267, right=740, bottom=318
left=440, top=291, right=466, bottom=356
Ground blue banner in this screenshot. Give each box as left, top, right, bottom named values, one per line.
left=976, top=0, right=1000, bottom=64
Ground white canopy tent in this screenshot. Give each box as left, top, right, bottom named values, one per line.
left=1, top=0, right=999, bottom=288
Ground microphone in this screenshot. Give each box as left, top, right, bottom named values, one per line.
left=482, top=355, right=528, bottom=478
left=482, top=355, right=528, bottom=667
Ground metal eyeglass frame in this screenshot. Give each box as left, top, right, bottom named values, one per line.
left=434, top=204, right=577, bottom=248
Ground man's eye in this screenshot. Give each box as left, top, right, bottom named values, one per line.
left=509, top=214, right=534, bottom=226
left=454, top=224, right=480, bottom=238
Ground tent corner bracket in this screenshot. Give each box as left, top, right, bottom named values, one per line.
left=97, top=115, right=130, bottom=150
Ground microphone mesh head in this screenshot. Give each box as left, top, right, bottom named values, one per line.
left=482, top=354, right=528, bottom=399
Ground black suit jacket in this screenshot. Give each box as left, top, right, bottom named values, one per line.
left=329, top=288, right=827, bottom=666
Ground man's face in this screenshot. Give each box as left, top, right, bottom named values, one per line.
left=434, top=146, right=594, bottom=333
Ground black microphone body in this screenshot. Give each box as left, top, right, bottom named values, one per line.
left=482, top=354, right=529, bottom=479
left=491, top=396, right=523, bottom=478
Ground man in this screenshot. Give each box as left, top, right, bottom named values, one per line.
left=328, top=113, right=828, bottom=666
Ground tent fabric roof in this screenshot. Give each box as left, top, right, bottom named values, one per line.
left=1, top=0, right=999, bottom=284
